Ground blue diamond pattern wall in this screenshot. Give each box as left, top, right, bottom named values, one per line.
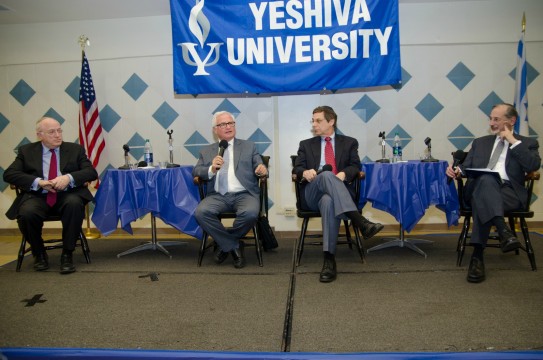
left=1, top=42, right=541, bottom=230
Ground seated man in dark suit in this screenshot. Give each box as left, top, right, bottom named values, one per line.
left=293, top=105, right=383, bottom=283
left=446, top=103, right=541, bottom=283
left=4, top=116, right=98, bottom=274
left=192, top=111, right=268, bottom=269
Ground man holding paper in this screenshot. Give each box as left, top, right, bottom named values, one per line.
left=446, top=103, right=540, bottom=283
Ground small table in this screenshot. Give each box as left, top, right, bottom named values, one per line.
left=92, top=167, right=202, bottom=258
left=359, top=160, right=460, bottom=257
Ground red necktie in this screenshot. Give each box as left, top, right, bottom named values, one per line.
left=46, top=149, right=57, bottom=207
left=324, top=137, right=338, bottom=174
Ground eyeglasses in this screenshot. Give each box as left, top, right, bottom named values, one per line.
left=215, top=122, right=236, bottom=129
left=41, top=129, right=63, bottom=135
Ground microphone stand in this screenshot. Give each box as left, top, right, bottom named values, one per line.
left=376, top=132, right=390, bottom=163
left=421, top=144, right=438, bottom=162
left=118, top=149, right=131, bottom=169
left=166, top=130, right=180, bottom=168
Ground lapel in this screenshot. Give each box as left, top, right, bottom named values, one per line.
left=233, top=138, right=241, bottom=170
left=310, top=136, right=321, bottom=168
left=58, top=142, right=68, bottom=172
left=334, top=134, right=343, bottom=166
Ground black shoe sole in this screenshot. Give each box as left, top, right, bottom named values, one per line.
left=319, top=275, right=337, bottom=283
left=362, top=223, right=384, bottom=240
left=467, top=275, right=485, bottom=283
left=60, top=266, right=76, bottom=274
left=501, top=241, right=521, bottom=253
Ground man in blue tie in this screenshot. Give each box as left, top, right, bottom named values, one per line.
left=193, top=111, right=268, bottom=268
left=4, top=117, right=98, bottom=274
left=293, top=106, right=384, bottom=283
left=446, top=103, right=541, bottom=283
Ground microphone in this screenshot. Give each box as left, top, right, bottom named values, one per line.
left=448, top=150, right=467, bottom=184
left=216, top=140, right=229, bottom=170
left=318, top=164, right=333, bottom=174
left=300, top=164, right=333, bottom=183
left=218, top=140, right=229, bottom=157
left=119, top=144, right=131, bottom=170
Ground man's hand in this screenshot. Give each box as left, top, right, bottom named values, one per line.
left=336, top=171, right=346, bottom=181
left=500, top=123, right=518, bottom=145
left=255, top=164, right=267, bottom=177
left=212, top=155, right=224, bottom=174
left=49, top=175, right=70, bottom=191
left=302, top=169, right=317, bottom=182
left=446, top=164, right=459, bottom=179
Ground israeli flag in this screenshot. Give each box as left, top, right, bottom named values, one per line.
left=513, top=31, right=528, bottom=136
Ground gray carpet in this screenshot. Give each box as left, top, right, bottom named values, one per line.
left=1, top=232, right=542, bottom=352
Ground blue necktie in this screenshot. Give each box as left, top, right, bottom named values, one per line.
left=218, top=148, right=229, bottom=195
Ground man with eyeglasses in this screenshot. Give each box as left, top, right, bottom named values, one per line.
left=4, top=116, right=98, bottom=274
left=193, top=111, right=268, bottom=268
left=293, top=106, right=383, bottom=282
left=446, top=103, right=540, bottom=283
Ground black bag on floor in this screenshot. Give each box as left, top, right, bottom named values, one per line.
left=257, top=215, right=278, bottom=250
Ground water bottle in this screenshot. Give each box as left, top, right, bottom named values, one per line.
left=392, top=133, right=402, bottom=162
left=144, top=139, right=153, bottom=166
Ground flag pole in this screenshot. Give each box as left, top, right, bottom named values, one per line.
left=78, top=34, right=101, bottom=240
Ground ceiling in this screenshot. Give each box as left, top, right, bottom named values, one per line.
left=0, top=0, right=171, bottom=25
left=0, top=0, right=468, bottom=25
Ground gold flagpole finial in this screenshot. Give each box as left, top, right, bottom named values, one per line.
left=522, top=12, right=526, bottom=33
left=78, top=35, right=90, bottom=50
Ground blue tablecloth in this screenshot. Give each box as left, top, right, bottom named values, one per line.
left=359, top=160, right=460, bottom=233
left=92, top=167, right=202, bottom=239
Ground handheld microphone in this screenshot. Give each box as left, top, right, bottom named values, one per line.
left=448, top=150, right=467, bottom=184
left=218, top=140, right=228, bottom=157
left=216, top=140, right=229, bottom=170
left=318, top=164, right=333, bottom=174
left=300, top=164, right=333, bottom=183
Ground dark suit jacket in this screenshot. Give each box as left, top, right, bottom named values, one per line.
left=460, top=134, right=541, bottom=209
left=4, top=141, right=98, bottom=220
left=293, top=134, right=361, bottom=208
left=192, top=138, right=263, bottom=198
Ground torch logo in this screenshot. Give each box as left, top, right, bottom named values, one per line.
left=179, top=0, right=223, bottom=76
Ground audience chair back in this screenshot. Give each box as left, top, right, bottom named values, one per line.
left=290, top=155, right=365, bottom=266
left=193, top=155, right=270, bottom=267
left=10, top=185, right=91, bottom=272
left=452, top=152, right=539, bottom=270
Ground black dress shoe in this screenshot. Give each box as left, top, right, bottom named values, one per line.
left=60, top=252, right=76, bottom=274
left=33, top=253, right=49, bottom=271
left=361, top=221, right=384, bottom=240
left=319, top=253, right=337, bottom=283
left=467, top=257, right=485, bottom=283
left=499, top=228, right=521, bottom=253
left=213, top=248, right=229, bottom=264
left=230, top=243, right=246, bottom=269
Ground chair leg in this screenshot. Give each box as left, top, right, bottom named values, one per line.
left=457, top=216, right=470, bottom=267
left=343, top=220, right=353, bottom=249
left=79, top=232, right=91, bottom=264
left=352, top=225, right=365, bottom=263
left=519, top=217, right=537, bottom=271
left=296, top=218, right=309, bottom=266
left=16, top=235, right=28, bottom=272
left=508, top=217, right=521, bottom=255
left=253, top=225, right=263, bottom=267
left=197, top=232, right=209, bottom=267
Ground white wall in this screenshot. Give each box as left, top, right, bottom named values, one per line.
left=1, top=0, right=542, bottom=233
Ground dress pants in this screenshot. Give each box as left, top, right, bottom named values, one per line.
left=464, top=174, right=522, bottom=246
left=17, top=192, right=87, bottom=255
left=303, top=171, right=358, bottom=254
left=194, top=191, right=260, bottom=252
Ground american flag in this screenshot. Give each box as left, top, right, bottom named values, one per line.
left=79, top=51, right=105, bottom=187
